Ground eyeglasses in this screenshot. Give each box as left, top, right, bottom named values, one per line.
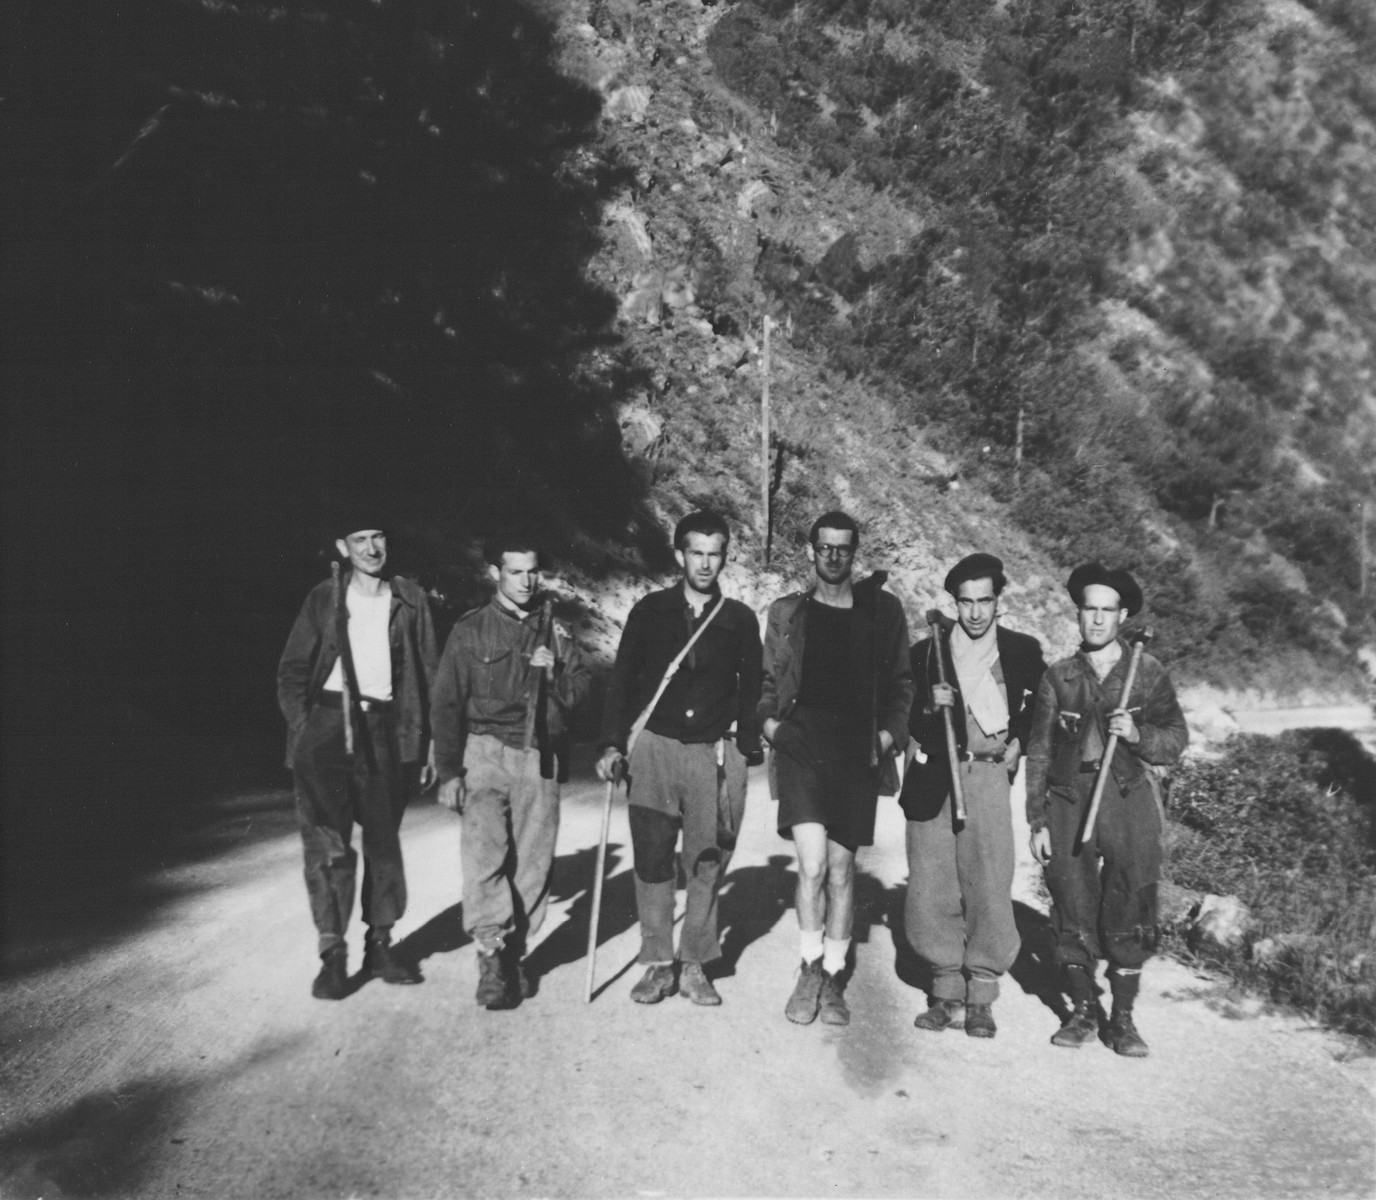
left=814, top=544, right=855, bottom=559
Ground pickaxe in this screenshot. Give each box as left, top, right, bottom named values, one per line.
left=925, top=608, right=967, bottom=823
left=1078, top=627, right=1154, bottom=849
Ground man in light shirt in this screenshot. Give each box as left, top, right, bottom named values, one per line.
left=277, top=511, right=438, bottom=1000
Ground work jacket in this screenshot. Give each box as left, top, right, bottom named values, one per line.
left=599, top=584, right=763, bottom=757
left=1024, top=639, right=1188, bottom=832
left=899, top=624, right=1046, bottom=822
left=430, top=596, right=591, bottom=783
left=759, top=572, right=915, bottom=781
left=276, top=572, right=438, bottom=768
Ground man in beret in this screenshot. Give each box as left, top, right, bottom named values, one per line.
left=900, top=554, right=1046, bottom=1038
left=1025, top=563, right=1188, bottom=1056
left=277, top=510, right=438, bottom=1000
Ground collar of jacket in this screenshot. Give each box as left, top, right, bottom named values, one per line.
left=339, top=569, right=423, bottom=609
left=1066, top=636, right=1131, bottom=681
left=644, top=582, right=724, bottom=612
left=785, top=570, right=889, bottom=622
left=488, top=594, right=538, bottom=624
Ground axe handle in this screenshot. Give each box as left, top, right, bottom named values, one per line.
left=930, top=620, right=967, bottom=822
left=1079, top=638, right=1148, bottom=847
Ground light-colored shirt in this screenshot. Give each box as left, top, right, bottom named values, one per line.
left=323, top=585, right=393, bottom=700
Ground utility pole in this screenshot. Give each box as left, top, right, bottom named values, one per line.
left=761, top=315, right=773, bottom=566
left=1361, top=497, right=1370, bottom=599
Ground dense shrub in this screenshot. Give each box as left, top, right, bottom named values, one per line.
left=1169, top=731, right=1376, bottom=1038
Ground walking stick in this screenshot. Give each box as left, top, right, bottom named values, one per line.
left=1079, top=628, right=1154, bottom=849
left=584, top=771, right=619, bottom=1003
left=926, top=609, right=966, bottom=823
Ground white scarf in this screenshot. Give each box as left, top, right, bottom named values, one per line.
left=949, top=624, right=1008, bottom=738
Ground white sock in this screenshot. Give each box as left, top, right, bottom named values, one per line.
left=823, top=936, right=850, bottom=975
left=799, top=928, right=824, bottom=964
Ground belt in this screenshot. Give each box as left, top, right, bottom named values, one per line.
left=961, top=750, right=1006, bottom=763
left=317, top=690, right=393, bottom=713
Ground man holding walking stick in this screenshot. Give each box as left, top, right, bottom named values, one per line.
left=432, top=537, right=591, bottom=1010
left=901, top=554, right=1046, bottom=1039
left=596, top=512, right=763, bottom=1006
left=277, top=509, right=437, bottom=1000
left=1025, top=563, right=1187, bottom=1056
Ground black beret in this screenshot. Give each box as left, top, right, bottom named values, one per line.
left=328, top=500, right=390, bottom=542
left=1067, top=562, right=1143, bottom=617
left=944, top=553, right=1007, bottom=596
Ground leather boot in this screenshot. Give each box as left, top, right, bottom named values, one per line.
left=311, top=945, right=349, bottom=1001
left=476, top=947, right=518, bottom=1009
left=1050, top=964, right=1098, bottom=1047
left=1107, top=970, right=1148, bottom=1056
left=363, top=927, right=422, bottom=985
left=913, top=998, right=966, bottom=1032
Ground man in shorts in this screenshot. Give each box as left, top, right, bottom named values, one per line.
left=760, top=512, right=914, bottom=1026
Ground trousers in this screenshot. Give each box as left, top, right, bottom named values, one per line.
left=628, top=729, right=748, bottom=965
left=293, top=704, right=407, bottom=954
left=1044, top=770, right=1163, bottom=971
left=461, top=733, right=560, bottom=952
left=904, top=760, right=1020, bottom=1004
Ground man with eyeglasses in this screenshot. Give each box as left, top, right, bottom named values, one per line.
left=1025, top=563, right=1187, bottom=1056
left=760, top=511, right=914, bottom=1027
left=900, top=553, right=1046, bottom=1039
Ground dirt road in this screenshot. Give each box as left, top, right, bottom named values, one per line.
left=2, top=760, right=1373, bottom=1199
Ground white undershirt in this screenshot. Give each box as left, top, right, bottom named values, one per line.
left=323, top=585, right=393, bottom=700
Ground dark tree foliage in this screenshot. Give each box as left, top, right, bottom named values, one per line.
left=6, top=0, right=647, bottom=749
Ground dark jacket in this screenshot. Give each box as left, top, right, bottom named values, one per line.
left=276, top=572, right=438, bottom=768
left=1025, top=640, right=1188, bottom=832
left=759, top=572, right=915, bottom=761
left=430, top=597, right=591, bottom=782
left=599, top=585, right=763, bottom=757
left=899, top=624, right=1047, bottom=821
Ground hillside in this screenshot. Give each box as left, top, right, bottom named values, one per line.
left=547, top=0, right=1376, bottom=691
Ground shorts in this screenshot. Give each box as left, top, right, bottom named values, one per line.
left=772, top=706, right=879, bottom=849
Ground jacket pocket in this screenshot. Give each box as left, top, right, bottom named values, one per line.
left=467, top=646, right=513, bottom=697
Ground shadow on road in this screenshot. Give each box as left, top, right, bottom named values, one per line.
left=523, top=844, right=637, bottom=988
left=716, top=854, right=794, bottom=977
left=1009, top=900, right=1070, bottom=1021
left=394, top=901, right=472, bottom=973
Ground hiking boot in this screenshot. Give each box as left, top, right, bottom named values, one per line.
left=913, top=998, right=966, bottom=1032
left=785, top=959, right=825, bottom=1025
left=631, top=963, right=678, bottom=1004
left=503, top=941, right=533, bottom=1000
left=678, top=962, right=722, bottom=1007
left=964, top=1003, right=997, bottom=1039
left=311, top=946, right=348, bottom=1001
left=363, top=930, right=422, bottom=986
left=818, top=969, right=850, bottom=1027
left=1050, top=1002, right=1099, bottom=1048
left=1107, top=1011, right=1149, bottom=1057
left=476, top=949, right=518, bottom=1010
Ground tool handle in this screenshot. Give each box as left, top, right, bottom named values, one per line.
left=929, top=619, right=967, bottom=822
left=1079, top=638, right=1148, bottom=846
left=584, top=779, right=616, bottom=1003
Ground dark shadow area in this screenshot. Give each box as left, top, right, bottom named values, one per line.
left=883, top=878, right=936, bottom=996
left=715, top=853, right=795, bottom=977
left=0, top=1038, right=295, bottom=1199
left=521, top=844, right=637, bottom=987
left=394, top=900, right=471, bottom=970
left=5, top=0, right=662, bottom=970
left=1009, top=900, right=1070, bottom=1022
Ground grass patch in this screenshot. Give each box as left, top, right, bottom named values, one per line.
left=1165, top=730, right=1376, bottom=1041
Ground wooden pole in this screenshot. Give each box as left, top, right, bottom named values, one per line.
left=1359, top=497, right=1369, bottom=599
left=1013, top=402, right=1024, bottom=492
left=761, top=316, right=772, bottom=566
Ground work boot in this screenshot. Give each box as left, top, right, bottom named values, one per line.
left=311, top=945, right=348, bottom=1001
left=913, top=998, right=966, bottom=1032
left=678, top=962, right=722, bottom=1006
left=363, top=928, right=422, bottom=986
left=504, top=941, right=533, bottom=1000
left=964, top=1003, right=997, bottom=1039
left=818, top=969, right=850, bottom=1026
left=1050, top=1002, right=1099, bottom=1047
left=785, top=958, right=825, bottom=1025
left=630, top=963, right=677, bottom=1004
left=1107, top=1010, right=1149, bottom=1057
left=476, top=948, right=518, bottom=1010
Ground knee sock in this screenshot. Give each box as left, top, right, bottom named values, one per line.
left=799, top=928, right=824, bottom=964
left=1109, top=968, right=1141, bottom=1015
left=822, top=937, right=850, bottom=975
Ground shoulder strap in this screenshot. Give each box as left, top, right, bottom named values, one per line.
left=626, top=594, right=728, bottom=756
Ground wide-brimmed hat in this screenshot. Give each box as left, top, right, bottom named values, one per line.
left=1066, top=562, right=1143, bottom=617
left=943, top=552, right=1007, bottom=596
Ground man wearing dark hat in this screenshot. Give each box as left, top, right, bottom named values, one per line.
left=761, top=511, right=914, bottom=1027
left=431, top=536, right=591, bottom=1010
left=1025, top=564, right=1188, bottom=1056
left=901, top=554, right=1046, bottom=1038
left=277, top=513, right=438, bottom=1000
